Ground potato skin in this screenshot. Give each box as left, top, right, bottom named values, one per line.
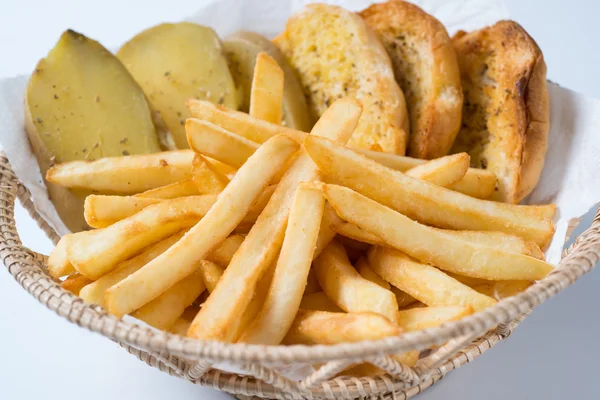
left=117, top=23, right=238, bottom=148
left=25, top=30, right=164, bottom=232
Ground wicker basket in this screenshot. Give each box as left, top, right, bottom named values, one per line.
left=1, top=152, right=598, bottom=400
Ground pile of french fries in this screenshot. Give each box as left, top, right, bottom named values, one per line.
left=48, top=52, right=556, bottom=370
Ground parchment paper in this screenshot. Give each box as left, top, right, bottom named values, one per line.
left=1, top=0, right=599, bottom=379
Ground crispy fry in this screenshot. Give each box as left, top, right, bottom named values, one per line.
left=307, top=137, right=555, bottom=248
left=368, top=246, right=497, bottom=312
left=186, top=119, right=259, bottom=168
left=170, top=318, right=191, bottom=335
left=131, top=269, right=205, bottom=330
left=106, top=135, right=299, bottom=317
left=84, top=195, right=165, bottom=228
left=320, top=183, right=554, bottom=280
left=79, top=231, right=187, bottom=307
left=60, top=273, right=93, bottom=295
left=405, top=153, right=469, bottom=188
left=188, top=98, right=361, bottom=341
left=136, top=179, right=201, bottom=199
left=250, top=52, right=284, bottom=124
left=71, top=196, right=218, bottom=279
left=396, top=306, right=474, bottom=331
left=300, top=292, right=343, bottom=312
left=191, top=153, right=230, bottom=194
left=332, top=222, right=386, bottom=247
left=356, top=257, right=390, bottom=290
left=241, top=185, right=325, bottom=344
left=48, top=234, right=76, bottom=278
left=314, top=241, right=398, bottom=323
left=198, top=260, right=225, bottom=292
left=46, top=150, right=195, bottom=194
left=205, top=234, right=245, bottom=267
left=282, top=309, right=401, bottom=345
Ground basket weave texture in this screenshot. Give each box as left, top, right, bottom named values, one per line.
left=1, top=152, right=598, bottom=399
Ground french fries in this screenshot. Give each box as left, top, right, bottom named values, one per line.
left=84, top=195, right=165, bottom=228
left=314, top=241, right=399, bottom=324
left=306, top=136, right=555, bottom=248
left=60, top=273, right=93, bottom=295
left=46, top=150, right=195, bottom=194
left=331, top=222, right=386, bottom=247
left=205, top=234, right=245, bottom=267
left=250, top=52, right=284, bottom=124
left=188, top=98, right=361, bottom=341
left=198, top=260, right=225, bottom=292
left=405, top=152, right=469, bottom=187
left=136, top=179, right=200, bottom=199
left=396, top=306, right=475, bottom=332
left=313, top=204, right=343, bottom=259
left=191, top=153, right=230, bottom=194
left=356, top=257, right=390, bottom=290
left=106, top=135, right=299, bottom=317
left=131, top=269, right=205, bottom=330
left=391, top=286, right=419, bottom=309
left=368, top=246, right=497, bottom=312
left=321, top=183, right=554, bottom=280
left=70, top=196, right=218, bottom=279
left=240, top=185, right=325, bottom=344
left=48, top=234, right=75, bottom=278
left=282, top=309, right=401, bottom=345
left=300, top=292, right=343, bottom=312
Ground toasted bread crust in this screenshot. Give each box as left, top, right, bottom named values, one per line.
left=274, top=4, right=409, bottom=154
left=451, top=20, right=549, bottom=203
left=361, top=0, right=463, bottom=159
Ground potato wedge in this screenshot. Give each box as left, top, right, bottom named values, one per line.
left=26, top=30, right=163, bottom=231
left=306, top=137, right=555, bottom=248
left=106, top=135, right=299, bottom=317
left=405, top=153, right=469, bottom=187
left=300, top=292, right=343, bottom=312
left=321, top=183, right=554, bottom=280
left=224, top=31, right=313, bottom=130
left=69, top=195, right=218, bottom=279
left=368, top=246, right=496, bottom=312
left=60, top=273, right=93, bottom=296
left=249, top=52, right=284, bottom=125
left=47, top=150, right=194, bottom=194
left=48, top=234, right=75, bottom=278
left=136, top=179, right=200, bottom=199
left=188, top=98, right=361, bottom=341
left=396, top=306, right=474, bottom=332
left=191, top=154, right=230, bottom=194
left=117, top=23, right=237, bottom=148
left=314, top=241, right=399, bottom=324
left=131, top=269, right=205, bottom=330
left=240, top=185, right=325, bottom=344
left=282, top=310, right=401, bottom=345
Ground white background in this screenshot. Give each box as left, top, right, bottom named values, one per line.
left=1, top=0, right=599, bottom=399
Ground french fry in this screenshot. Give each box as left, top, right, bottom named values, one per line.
left=405, top=153, right=470, bottom=188
left=368, top=246, right=497, bottom=312
left=392, top=286, right=419, bottom=309
left=198, top=260, right=224, bottom=292
left=300, top=292, right=343, bottom=312
left=314, top=241, right=398, bottom=323
left=240, top=185, right=325, bottom=344
left=356, top=257, right=390, bottom=290
left=48, top=234, right=75, bottom=278
left=60, top=273, right=93, bottom=295
left=79, top=231, right=187, bottom=307
left=331, top=222, right=386, bottom=247
left=46, top=150, right=195, bottom=193
left=250, top=52, right=284, bottom=124
left=338, top=236, right=370, bottom=251
left=188, top=98, right=362, bottom=341
left=106, top=135, right=299, bottom=317
left=84, top=195, right=166, bottom=228
left=136, top=179, right=201, bottom=199
left=70, top=196, right=218, bottom=279
left=203, top=156, right=238, bottom=177
left=205, top=234, right=245, bottom=267
left=282, top=309, right=401, bottom=345
left=322, top=183, right=554, bottom=281
left=307, top=137, right=555, bottom=248
left=243, top=185, right=277, bottom=225
left=191, top=154, right=230, bottom=194
left=170, top=318, right=191, bottom=335
left=396, top=306, right=474, bottom=332
left=131, top=269, right=205, bottom=330
left=313, top=204, right=342, bottom=259
left=473, top=280, right=532, bottom=300
left=304, top=268, right=321, bottom=295
left=186, top=119, right=259, bottom=168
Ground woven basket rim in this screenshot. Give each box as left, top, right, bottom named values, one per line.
left=1, top=152, right=598, bottom=365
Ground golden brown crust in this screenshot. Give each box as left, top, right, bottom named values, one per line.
left=274, top=4, right=409, bottom=154
left=451, top=20, right=549, bottom=203
left=360, top=0, right=463, bottom=159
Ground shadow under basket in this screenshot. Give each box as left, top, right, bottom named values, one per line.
left=1, top=152, right=598, bottom=400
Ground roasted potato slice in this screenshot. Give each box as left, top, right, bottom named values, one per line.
left=25, top=30, right=163, bottom=232
left=117, top=23, right=238, bottom=148
left=224, top=31, right=313, bottom=131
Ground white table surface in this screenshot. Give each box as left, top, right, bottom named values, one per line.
left=1, top=0, right=599, bottom=399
